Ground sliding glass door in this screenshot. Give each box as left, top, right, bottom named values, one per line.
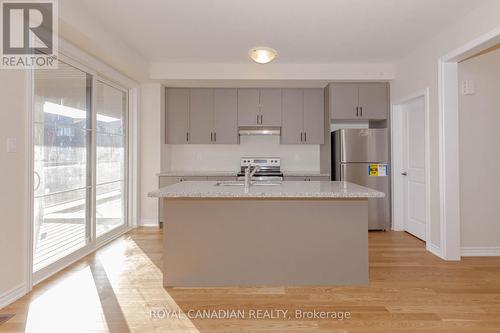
left=33, top=59, right=128, bottom=274
left=33, top=62, right=92, bottom=271
left=95, top=81, right=127, bottom=237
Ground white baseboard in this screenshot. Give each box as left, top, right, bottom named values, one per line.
left=461, top=246, right=500, bottom=256
left=426, top=242, right=443, bottom=258
left=140, top=218, right=159, bottom=227
left=0, top=283, right=26, bottom=309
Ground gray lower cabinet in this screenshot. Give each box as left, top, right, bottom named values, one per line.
left=281, top=88, right=324, bottom=144
left=330, top=83, right=388, bottom=120
left=238, top=88, right=282, bottom=127
left=284, top=176, right=331, bottom=181
left=166, top=88, right=190, bottom=143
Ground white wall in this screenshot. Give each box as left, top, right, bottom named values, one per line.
left=458, top=48, right=500, bottom=249
left=58, top=0, right=149, bottom=82
left=140, top=84, right=163, bottom=225
left=0, top=70, right=29, bottom=304
left=163, top=136, right=320, bottom=172
left=391, top=0, right=500, bottom=249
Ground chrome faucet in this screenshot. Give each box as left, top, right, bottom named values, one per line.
left=244, top=165, right=260, bottom=192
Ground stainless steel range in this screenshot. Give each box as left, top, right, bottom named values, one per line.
left=237, top=157, right=283, bottom=181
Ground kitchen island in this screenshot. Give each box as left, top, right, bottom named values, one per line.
left=149, top=181, right=384, bottom=287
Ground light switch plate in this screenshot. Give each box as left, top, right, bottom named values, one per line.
left=461, top=80, right=475, bottom=95
left=6, top=138, right=17, bottom=153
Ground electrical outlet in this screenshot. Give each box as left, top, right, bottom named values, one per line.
left=461, top=80, right=475, bottom=95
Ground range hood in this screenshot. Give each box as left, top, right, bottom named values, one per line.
left=238, top=127, right=281, bottom=136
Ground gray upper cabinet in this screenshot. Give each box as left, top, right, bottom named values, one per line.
left=237, top=89, right=260, bottom=126
left=167, top=88, right=238, bottom=144
left=357, top=83, right=388, bottom=120
left=281, top=89, right=304, bottom=144
left=330, top=83, right=358, bottom=120
left=281, top=88, right=324, bottom=145
left=238, top=88, right=282, bottom=126
left=166, top=88, right=189, bottom=144
left=213, top=89, right=238, bottom=144
left=303, top=88, right=324, bottom=144
left=260, top=89, right=282, bottom=126
left=330, top=83, right=388, bottom=120
left=189, top=89, right=214, bottom=144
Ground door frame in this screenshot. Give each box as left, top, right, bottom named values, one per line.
left=438, top=26, right=500, bottom=260
left=391, top=89, right=432, bottom=249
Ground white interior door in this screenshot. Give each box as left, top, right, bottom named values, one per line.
left=402, top=96, right=427, bottom=240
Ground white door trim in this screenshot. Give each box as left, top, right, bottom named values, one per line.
left=438, top=25, right=500, bottom=260
left=391, top=89, right=432, bottom=252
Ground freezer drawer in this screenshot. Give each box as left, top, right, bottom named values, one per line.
left=337, top=129, right=388, bottom=163
left=341, top=163, right=390, bottom=230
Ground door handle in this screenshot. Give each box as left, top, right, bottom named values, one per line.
left=186, top=132, right=189, bottom=142
left=300, top=132, right=303, bottom=142
left=214, top=132, right=216, bottom=142
left=260, top=115, right=263, bottom=124
left=257, top=115, right=259, bottom=124
left=356, top=107, right=359, bottom=117
left=34, top=171, right=41, bottom=191
left=401, top=172, right=408, bottom=176
left=211, top=132, right=213, bottom=142
left=304, top=132, right=307, bottom=142
left=360, top=106, right=363, bottom=117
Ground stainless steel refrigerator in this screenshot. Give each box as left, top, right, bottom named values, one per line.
left=332, top=129, right=390, bottom=230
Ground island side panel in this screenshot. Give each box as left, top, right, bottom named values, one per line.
left=163, top=198, right=368, bottom=286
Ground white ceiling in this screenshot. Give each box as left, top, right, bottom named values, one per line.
left=79, top=0, right=483, bottom=64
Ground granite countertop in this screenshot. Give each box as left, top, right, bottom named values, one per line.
left=149, top=181, right=384, bottom=199
left=156, top=171, right=236, bottom=177
left=157, top=171, right=330, bottom=177
left=283, top=171, right=331, bottom=177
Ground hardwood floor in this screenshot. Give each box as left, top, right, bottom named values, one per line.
left=1, top=228, right=500, bottom=332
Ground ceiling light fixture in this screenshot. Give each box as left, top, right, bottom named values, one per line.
left=248, top=47, right=277, bottom=64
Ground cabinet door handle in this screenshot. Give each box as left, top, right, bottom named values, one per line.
left=214, top=132, right=216, bottom=142
left=304, top=132, right=307, bottom=142
left=186, top=132, right=189, bottom=142
left=210, top=132, right=213, bottom=142
left=257, top=115, right=260, bottom=124
left=360, top=106, right=363, bottom=117
left=300, top=132, right=303, bottom=142
left=356, top=106, right=359, bottom=117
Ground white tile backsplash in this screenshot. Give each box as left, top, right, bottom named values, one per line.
left=163, top=136, right=320, bottom=172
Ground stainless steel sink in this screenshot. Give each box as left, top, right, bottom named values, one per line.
left=215, top=181, right=282, bottom=187
left=214, top=181, right=244, bottom=186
